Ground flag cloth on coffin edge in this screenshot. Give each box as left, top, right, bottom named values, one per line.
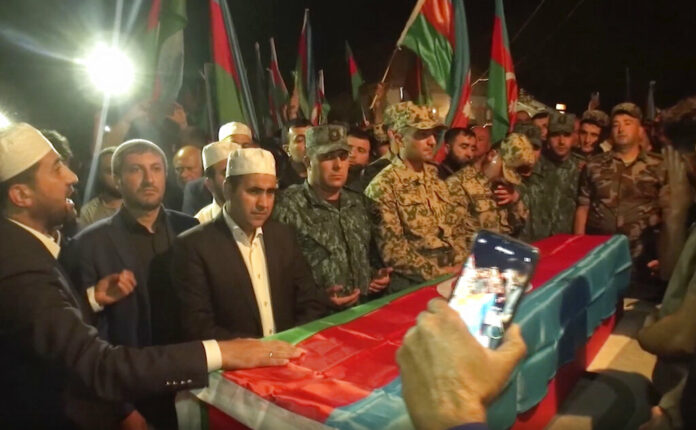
left=487, top=0, right=518, bottom=144
left=209, top=0, right=259, bottom=137
left=293, top=9, right=315, bottom=119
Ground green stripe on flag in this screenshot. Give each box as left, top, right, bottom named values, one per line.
left=488, top=59, right=509, bottom=143
left=265, top=274, right=453, bottom=345
left=400, top=14, right=453, bottom=93
left=214, top=63, right=247, bottom=125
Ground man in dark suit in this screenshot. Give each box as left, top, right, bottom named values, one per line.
left=174, top=148, right=326, bottom=341
left=0, top=123, right=299, bottom=429
left=181, top=176, right=211, bottom=215
left=61, top=139, right=200, bottom=427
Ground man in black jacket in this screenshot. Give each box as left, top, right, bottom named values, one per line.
left=174, top=148, right=326, bottom=341
left=0, top=123, right=299, bottom=429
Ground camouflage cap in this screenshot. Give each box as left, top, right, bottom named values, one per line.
left=548, top=112, right=576, bottom=135
left=581, top=109, right=610, bottom=128
left=305, top=124, right=351, bottom=157
left=383, top=101, right=444, bottom=131
left=499, top=133, right=535, bottom=185
left=512, top=122, right=543, bottom=148
left=611, top=102, right=643, bottom=121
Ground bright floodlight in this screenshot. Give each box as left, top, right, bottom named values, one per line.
left=83, top=44, right=134, bottom=96
left=0, top=112, right=11, bottom=129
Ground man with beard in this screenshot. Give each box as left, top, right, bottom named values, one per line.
left=519, top=114, right=583, bottom=242
left=344, top=127, right=372, bottom=191
left=273, top=125, right=392, bottom=307
left=195, top=140, right=240, bottom=223
left=437, top=127, right=477, bottom=180
left=279, top=119, right=311, bottom=189
left=77, top=147, right=122, bottom=230
left=575, top=103, right=667, bottom=263
left=446, top=133, right=533, bottom=237
left=0, top=124, right=299, bottom=429
left=62, top=139, right=199, bottom=428
left=364, top=102, right=474, bottom=288
left=471, top=125, right=492, bottom=165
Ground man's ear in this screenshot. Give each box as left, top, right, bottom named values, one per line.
left=8, top=183, right=34, bottom=209
left=282, top=143, right=290, bottom=156
left=303, top=154, right=311, bottom=169
left=203, top=176, right=215, bottom=195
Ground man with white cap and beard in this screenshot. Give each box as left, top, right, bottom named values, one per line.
left=173, top=148, right=326, bottom=340
left=181, top=121, right=257, bottom=216
left=0, top=123, right=300, bottom=429
left=195, top=140, right=240, bottom=223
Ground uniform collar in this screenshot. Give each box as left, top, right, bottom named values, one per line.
left=302, top=181, right=354, bottom=210
left=7, top=218, right=61, bottom=259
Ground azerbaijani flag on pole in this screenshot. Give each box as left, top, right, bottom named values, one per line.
left=253, top=42, right=271, bottom=136
left=487, top=0, right=518, bottom=143
left=345, top=41, right=364, bottom=102
left=267, top=69, right=284, bottom=129
left=268, top=37, right=289, bottom=126
left=311, top=69, right=329, bottom=125
left=397, top=0, right=472, bottom=162
left=293, top=9, right=315, bottom=119
left=209, top=0, right=259, bottom=137
left=147, top=0, right=187, bottom=106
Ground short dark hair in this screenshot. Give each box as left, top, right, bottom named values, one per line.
left=40, top=129, right=72, bottom=161
left=662, top=95, right=696, bottom=153
left=0, top=161, right=40, bottom=212
left=531, top=111, right=550, bottom=121
left=347, top=127, right=370, bottom=141
left=444, top=127, right=475, bottom=146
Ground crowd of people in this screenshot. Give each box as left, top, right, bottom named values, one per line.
left=1, top=83, right=696, bottom=429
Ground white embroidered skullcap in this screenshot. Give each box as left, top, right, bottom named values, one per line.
left=226, top=148, right=276, bottom=178
left=0, top=123, right=55, bottom=182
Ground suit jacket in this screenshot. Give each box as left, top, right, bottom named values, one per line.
left=61, top=207, right=198, bottom=347
left=181, top=177, right=212, bottom=216
left=0, top=218, right=208, bottom=429
left=173, top=215, right=327, bottom=340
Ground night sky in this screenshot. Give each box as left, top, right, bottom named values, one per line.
left=0, top=0, right=695, bottom=159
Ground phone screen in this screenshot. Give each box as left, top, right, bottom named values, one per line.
left=448, top=230, right=539, bottom=348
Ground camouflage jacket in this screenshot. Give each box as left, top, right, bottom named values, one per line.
left=273, top=182, right=377, bottom=295
left=578, top=150, right=668, bottom=257
left=364, top=157, right=472, bottom=282
left=446, top=165, right=527, bottom=237
left=519, top=153, right=583, bottom=242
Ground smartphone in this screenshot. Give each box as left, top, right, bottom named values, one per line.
left=448, top=230, right=540, bottom=348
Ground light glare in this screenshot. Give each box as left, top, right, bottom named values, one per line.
left=83, top=44, right=134, bottom=96
left=0, top=112, right=11, bottom=129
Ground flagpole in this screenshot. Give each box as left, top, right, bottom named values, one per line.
left=369, top=47, right=400, bottom=110
left=202, top=63, right=217, bottom=138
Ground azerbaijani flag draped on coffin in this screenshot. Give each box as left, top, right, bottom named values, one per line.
left=487, top=0, right=518, bottom=143
left=178, top=235, right=632, bottom=430
left=293, top=9, right=315, bottom=119
left=209, top=0, right=258, bottom=136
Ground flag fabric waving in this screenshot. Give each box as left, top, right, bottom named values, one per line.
left=487, top=0, right=518, bottom=143
left=311, top=69, right=329, bottom=125
left=345, top=41, right=364, bottom=102
left=293, top=9, right=315, bottom=119
left=147, top=0, right=187, bottom=107
left=253, top=42, right=271, bottom=137
left=209, top=0, right=259, bottom=137
left=268, top=37, right=289, bottom=126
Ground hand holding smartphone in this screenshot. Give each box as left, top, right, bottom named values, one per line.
left=448, top=230, right=539, bottom=349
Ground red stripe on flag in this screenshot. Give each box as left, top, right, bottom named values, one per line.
left=221, top=235, right=613, bottom=423
left=209, top=0, right=240, bottom=86
left=421, top=0, right=455, bottom=47
left=347, top=56, right=359, bottom=76
left=491, top=18, right=514, bottom=71
left=147, top=0, right=161, bottom=31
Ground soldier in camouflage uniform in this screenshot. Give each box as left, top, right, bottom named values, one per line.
left=575, top=103, right=668, bottom=260
left=364, top=102, right=475, bottom=288
left=519, top=114, right=584, bottom=242
left=273, top=125, right=392, bottom=308
left=447, top=133, right=534, bottom=237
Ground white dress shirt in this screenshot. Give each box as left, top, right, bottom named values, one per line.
left=222, top=205, right=276, bottom=336
left=6, top=217, right=223, bottom=372
left=194, top=199, right=222, bottom=224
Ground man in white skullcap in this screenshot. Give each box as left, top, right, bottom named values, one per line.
left=194, top=140, right=240, bottom=223
left=0, top=123, right=298, bottom=429
left=173, top=148, right=326, bottom=340
left=218, top=121, right=256, bottom=148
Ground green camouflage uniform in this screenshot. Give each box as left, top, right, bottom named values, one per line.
left=520, top=153, right=584, bottom=242
left=446, top=165, right=526, bottom=236
left=578, top=149, right=667, bottom=258
left=273, top=181, right=376, bottom=295
left=363, top=102, right=474, bottom=284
